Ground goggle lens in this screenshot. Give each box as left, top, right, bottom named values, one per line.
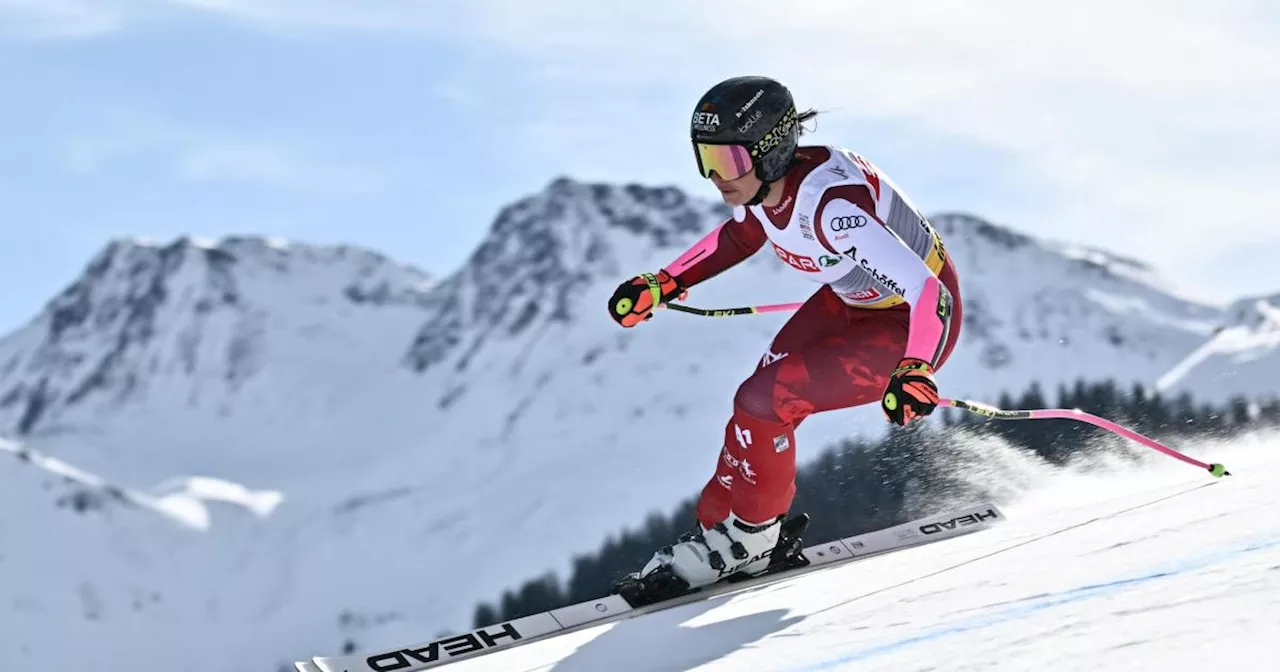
left=693, top=142, right=753, bottom=180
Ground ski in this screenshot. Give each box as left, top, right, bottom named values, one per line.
left=296, top=502, right=1004, bottom=672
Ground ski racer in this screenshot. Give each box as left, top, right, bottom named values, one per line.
left=607, top=76, right=964, bottom=592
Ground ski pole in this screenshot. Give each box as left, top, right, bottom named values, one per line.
left=940, top=397, right=1230, bottom=478
left=657, top=299, right=1230, bottom=479
left=659, top=301, right=805, bottom=317
left=640, top=274, right=804, bottom=318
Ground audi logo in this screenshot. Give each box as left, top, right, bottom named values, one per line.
left=830, top=216, right=867, bottom=231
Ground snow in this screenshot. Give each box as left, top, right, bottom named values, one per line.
left=1082, top=287, right=1217, bottom=335
left=149, top=477, right=285, bottom=530
left=1157, top=295, right=1280, bottom=401
left=0, top=437, right=283, bottom=532
left=1051, top=242, right=1169, bottom=294
left=430, top=431, right=1280, bottom=671
left=0, top=179, right=1275, bottom=671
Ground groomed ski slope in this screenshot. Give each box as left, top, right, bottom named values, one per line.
left=435, top=432, right=1280, bottom=671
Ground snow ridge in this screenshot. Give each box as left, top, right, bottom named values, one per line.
left=1157, top=293, right=1280, bottom=399
left=0, top=434, right=282, bottom=530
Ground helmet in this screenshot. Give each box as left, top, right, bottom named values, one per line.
left=690, top=76, right=800, bottom=184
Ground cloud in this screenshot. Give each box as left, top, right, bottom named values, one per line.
left=8, top=0, right=1278, bottom=296
left=0, top=0, right=124, bottom=39
left=167, top=0, right=450, bottom=33
left=115, top=0, right=691, bottom=47
left=439, top=1, right=1280, bottom=283
left=0, top=0, right=486, bottom=40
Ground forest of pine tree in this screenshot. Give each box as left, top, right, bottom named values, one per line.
left=472, top=379, right=1280, bottom=629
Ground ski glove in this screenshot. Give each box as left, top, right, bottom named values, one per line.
left=882, top=358, right=940, bottom=426
left=609, top=270, right=685, bottom=328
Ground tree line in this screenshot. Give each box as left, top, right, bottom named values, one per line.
left=472, top=380, right=1279, bottom=627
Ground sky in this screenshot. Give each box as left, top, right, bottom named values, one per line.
left=1, top=0, right=1278, bottom=334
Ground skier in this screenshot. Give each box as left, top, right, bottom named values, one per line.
left=608, top=75, right=963, bottom=594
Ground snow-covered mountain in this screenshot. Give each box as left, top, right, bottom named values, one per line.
left=0, top=235, right=438, bottom=482
left=1156, top=293, right=1280, bottom=402
left=0, top=176, right=1260, bottom=671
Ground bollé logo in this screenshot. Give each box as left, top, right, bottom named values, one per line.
left=738, top=109, right=764, bottom=132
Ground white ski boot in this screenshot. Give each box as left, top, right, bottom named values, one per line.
left=640, top=512, right=783, bottom=590
left=613, top=512, right=811, bottom=607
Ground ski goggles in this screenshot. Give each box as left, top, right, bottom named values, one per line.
left=693, top=142, right=754, bottom=180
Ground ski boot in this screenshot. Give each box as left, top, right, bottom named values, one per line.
left=728, top=511, right=810, bottom=582
left=613, top=512, right=811, bottom=607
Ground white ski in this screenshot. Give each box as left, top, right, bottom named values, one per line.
left=297, top=502, right=1004, bottom=672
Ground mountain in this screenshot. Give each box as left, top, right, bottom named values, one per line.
left=0, top=177, right=1249, bottom=671
left=0, top=235, right=438, bottom=482
left=922, top=213, right=1221, bottom=398
left=1156, top=293, right=1280, bottom=402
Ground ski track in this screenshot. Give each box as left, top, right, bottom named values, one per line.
left=801, top=531, right=1280, bottom=670
left=432, top=433, right=1280, bottom=672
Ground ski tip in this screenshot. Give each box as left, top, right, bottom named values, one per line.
left=1208, top=463, right=1230, bottom=478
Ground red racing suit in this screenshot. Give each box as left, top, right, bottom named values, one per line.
left=664, top=145, right=963, bottom=528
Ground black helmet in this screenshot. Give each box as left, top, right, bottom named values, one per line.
left=690, top=76, right=800, bottom=184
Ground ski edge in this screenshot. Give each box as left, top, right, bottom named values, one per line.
left=303, top=502, right=1006, bottom=672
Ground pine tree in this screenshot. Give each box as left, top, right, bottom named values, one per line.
left=1261, top=399, right=1280, bottom=427
left=473, top=602, right=499, bottom=628
left=1145, top=389, right=1171, bottom=436
left=1228, top=396, right=1253, bottom=427
left=1174, top=392, right=1198, bottom=432
left=1071, top=379, right=1089, bottom=409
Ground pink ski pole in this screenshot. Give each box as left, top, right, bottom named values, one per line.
left=940, top=397, right=1230, bottom=478
left=658, top=299, right=1230, bottom=479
